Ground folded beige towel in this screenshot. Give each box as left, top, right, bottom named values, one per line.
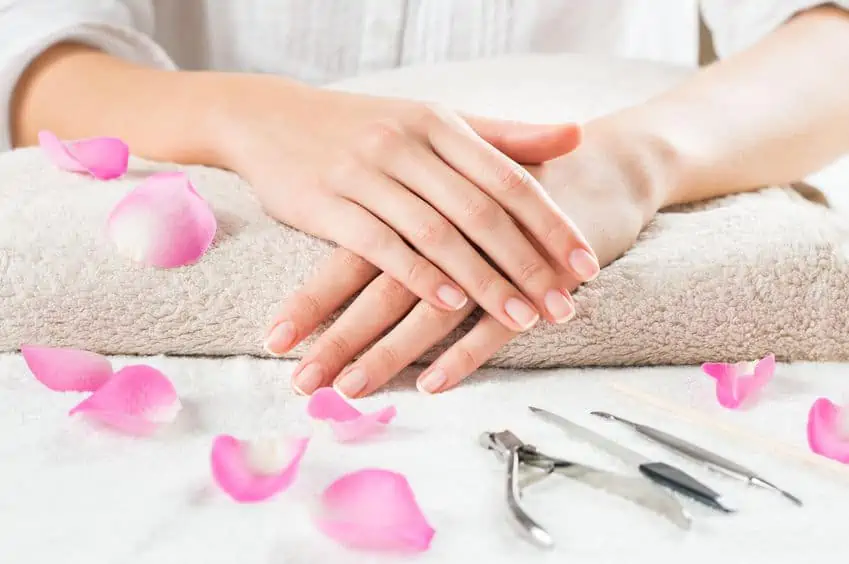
left=1, top=54, right=847, bottom=366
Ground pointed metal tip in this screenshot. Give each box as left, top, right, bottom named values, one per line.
left=589, top=410, right=614, bottom=420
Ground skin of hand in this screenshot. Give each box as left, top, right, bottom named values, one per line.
left=268, top=5, right=849, bottom=398
left=12, top=45, right=600, bottom=336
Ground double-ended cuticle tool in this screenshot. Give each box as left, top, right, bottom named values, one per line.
left=589, top=410, right=802, bottom=506
left=479, top=429, right=692, bottom=550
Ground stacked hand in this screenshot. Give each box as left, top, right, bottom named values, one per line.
left=251, top=100, right=664, bottom=397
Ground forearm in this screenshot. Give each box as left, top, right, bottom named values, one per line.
left=10, top=43, right=299, bottom=168
left=608, top=6, right=849, bottom=209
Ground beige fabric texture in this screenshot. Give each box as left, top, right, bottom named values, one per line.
left=1, top=53, right=848, bottom=366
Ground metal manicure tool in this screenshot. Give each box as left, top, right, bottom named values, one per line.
left=590, top=410, right=803, bottom=506
left=479, top=429, right=692, bottom=549
left=528, top=406, right=737, bottom=514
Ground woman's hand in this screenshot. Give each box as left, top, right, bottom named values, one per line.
left=213, top=76, right=600, bottom=337
left=267, top=119, right=670, bottom=397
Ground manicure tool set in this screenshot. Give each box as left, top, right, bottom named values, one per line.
left=479, top=406, right=802, bottom=550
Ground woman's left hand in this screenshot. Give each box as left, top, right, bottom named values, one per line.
left=268, top=119, right=671, bottom=397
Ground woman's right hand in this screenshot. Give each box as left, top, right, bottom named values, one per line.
left=213, top=76, right=600, bottom=340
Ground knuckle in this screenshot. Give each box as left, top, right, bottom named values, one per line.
left=373, top=344, right=403, bottom=370
left=339, top=250, right=376, bottom=278
left=412, top=218, right=453, bottom=247
left=516, top=260, right=548, bottom=286
left=493, top=162, right=534, bottom=196
left=452, top=345, right=481, bottom=373
left=294, top=291, right=323, bottom=320
left=540, top=220, right=572, bottom=247
left=319, top=333, right=352, bottom=363
left=404, top=258, right=433, bottom=290
left=463, top=196, right=501, bottom=229
left=377, top=276, right=411, bottom=310
left=358, top=225, right=396, bottom=254
left=473, top=273, right=498, bottom=297
left=359, top=121, right=404, bottom=158
left=322, top=153, right=363, bottom=190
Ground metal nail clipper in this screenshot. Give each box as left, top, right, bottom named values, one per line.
left=590, top=410, right=803, bottom=506
left=479, top=430, right=692, bottom=549
left=529, top=406, right=737, bottom=513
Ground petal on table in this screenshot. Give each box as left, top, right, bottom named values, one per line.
left=306, top=388, right=396, bottom=442
left=701, top=353, right=775, bottom=409
left=807, top=398, right=849, bottom=464
left=38, top=130, right=129, bottom=180
left=69, top=364, right=181, bottom=435
left=21, top=344, right=112, bottom=392
left=315, top=469, right=435, bottom=552
left=106, top=171, right=217, bottom=268
left=210, top=435, right=310, bottom=502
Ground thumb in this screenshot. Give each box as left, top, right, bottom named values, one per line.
left=463, top=115, right=583, bottom=164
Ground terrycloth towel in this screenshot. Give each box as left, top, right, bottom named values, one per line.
left=3, top=351, right=849, bottom=564
left=1, top=53, right=848, bottom=367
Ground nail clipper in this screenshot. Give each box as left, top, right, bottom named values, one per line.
left=479, top=429, right=692, bottom=549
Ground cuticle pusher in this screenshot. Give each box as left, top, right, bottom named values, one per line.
left=529, top=406, right=736, bottom=514
left=589, top=410, right=803, bottom=507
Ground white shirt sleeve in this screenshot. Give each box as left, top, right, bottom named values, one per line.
left=700, top=0, right=849, bottom=58
left=0, top=0, right=176, bottom=151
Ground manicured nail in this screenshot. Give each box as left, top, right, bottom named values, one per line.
left=334, top=367, right=368, bottom=398
left=569, top=248, right=600, bottom=281
left=263, top=321, right=295, bottom=356
left=504, top=297, right=539, bottom=330
left=417, top=369, right=447, bottom=394
left=292, top=362, right=323, bottom=395
left=544, top=289, right=575, bottom=323
left=437, top=284, right=468, bottom=310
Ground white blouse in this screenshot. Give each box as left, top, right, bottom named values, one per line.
left=0, top=0, right=845, bottom=155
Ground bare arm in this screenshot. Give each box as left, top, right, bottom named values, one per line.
left=605, top=5, right=849, bottom=211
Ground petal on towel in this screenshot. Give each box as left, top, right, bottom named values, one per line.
left=106, top=172, right=217, bottom=268
left=210, top=435, right=310, bottom=503
left=38, top=130, right=129, bottom=180
left=306, top=388, right=396, bottom=442
left=21, top=345, right=112, bottom=392
left=701, top=353, right=775, bottom=409
left=315, top=469, right=435, bottom=552
left=69, top=364, right=181, bottom=435
left=807, top=398, right=849, bottom=464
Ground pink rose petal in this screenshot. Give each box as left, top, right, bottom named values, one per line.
left=69, top=364, right=181, bottom=435
left=701, top=353, right=775, bottom=409
left=807, top=398, right=849, bottom=464
left=315, top=469, right=435, bottom=552
left=21, top=344, right=112, bottom=392
left=38, top=130, right=129, bottom=180
left=210, top=435, right=310, bottom=503
left=306, top=388, right=396, bottom=442
left=106, top=171, right=217, bottom=268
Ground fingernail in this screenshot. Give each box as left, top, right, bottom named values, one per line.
left=437, top=285, right=468, bottom=310
left=544, top=289, right=575, bottom=323
left=417, top=369, right=447, bottom=394
left=504, top=297, right=539, bottom=330
left=292, top=362, right=324, bottom=395
left=334, top=368, right=368, bottom=398
left=263, top=321, right=296, bottom=356
left=569, top=248, right=600, bottom=281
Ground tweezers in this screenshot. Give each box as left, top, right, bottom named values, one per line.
left=479, top=430, right=692, bottom=549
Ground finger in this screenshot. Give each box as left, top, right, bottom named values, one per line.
left=416, top=312, right=516, bottom=394
left=341, top=160, right=551, bottom=330
left=428, top=111, right=601, bottom=284
left=374, top=138, right=575, bottom=326
left=290, top=273, right=419, bottom=396
left=263, top=248, right=378, bottom=356
left=332, top=294, right=476, bottom=398
left=462, top=116, right=582, bottom=164
left=306, top=195, right=470, bottom=313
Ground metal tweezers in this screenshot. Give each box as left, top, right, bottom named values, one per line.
left=479, top=430, right=692, bottom=549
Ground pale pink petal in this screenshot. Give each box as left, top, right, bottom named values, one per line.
left=807, top=398, right=849, bottom=464
left=106, top=172, right=217, bottom=268
left=38, top=130, right=129, bottom=180
left=210, top=435, right=310, bottom=503
left=315, top=469, right=435, bottom=552
left=306, top=388, right=396, bottom=442
left=69, top=364, right=181, bottom=435
left=701, top=353, right=775, bottom=409
left=21, top=345, right=112, bottom=392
